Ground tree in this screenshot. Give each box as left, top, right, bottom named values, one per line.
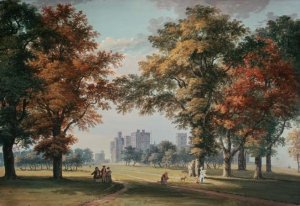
left=122, top=146, right=135, bottom=165
left=148, top=153, right=162, bottom=168
left=122, top=146, right=142, bottom=166
left=257, top=16, right=300, bottom=79
left=287, top=129, right=300, bottom=172
left=0, top=0, right=43, bottom=179
left=162, top=149, right=177, bottom=168
left=215, top=38, right=298, bottom=178
left=30, top=4, right=122, bottom=179
left=115, top=5, right=247, bottom=169
left=257, top=16, right=300, bottom=130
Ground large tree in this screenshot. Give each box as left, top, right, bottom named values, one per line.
left=30, top=4, right=122, bottom=179
left=115, top=5, right=247, bottom=169
left=215, top=38, right=298, bottom=178
left=0, top=0, right=43, bottom=179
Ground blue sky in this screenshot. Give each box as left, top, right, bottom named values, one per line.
left=23, top=0, right=300, bottom=168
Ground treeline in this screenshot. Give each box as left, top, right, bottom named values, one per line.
left=122, top=140, right=223, bottom=169
left=16, top=148, right=94, bottom=171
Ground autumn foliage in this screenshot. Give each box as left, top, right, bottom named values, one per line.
left=29, top=4, right=122, bottom=178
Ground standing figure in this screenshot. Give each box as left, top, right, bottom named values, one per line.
left=105, top=167, right=112, bottom=183
left=91, top=167, right=100, bottom=182
left=100, top=165, right=106, bottom=183
left=160, top=172, right=169, bottom=184
left=199, top=167, right=206, bottom=184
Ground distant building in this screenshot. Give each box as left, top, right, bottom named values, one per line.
left=131, top=129, right=150, bottom=151
left=176, top=133, right=187, bottom=149
left=95, top=150, right=105, bottom=164
left=110, top=132, right=124, bottom=163
left=125, top=135, right=131, bottom=148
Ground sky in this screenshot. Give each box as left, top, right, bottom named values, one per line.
left=22, top=0, right=300, bottom=168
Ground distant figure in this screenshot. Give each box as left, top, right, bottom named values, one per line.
left=100, top=165, right=106, bottom=183
left=180, top=175, right=187, bottom=182
left=91, top=167, right=100, bottom=182
left=188, top=160, right=196, bottom=177
left=161, top=172, right=169, bottom=185
left=105, top=167, right=112, bottom=183
left=197, top=167, right=206, bottom=184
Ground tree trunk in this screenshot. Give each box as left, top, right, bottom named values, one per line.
left=254, top=156, right=263, bottom=179
left=2, top=141, right=17, bottom=179
left=266, top=152, right=272, bottom=173
left=297, top=154, right=299, bottom=173
left=53, top=153, right=63, bottom=179
left=238, top=146, right=246, bottom=170
left=223, top=152, right=232, bottom=177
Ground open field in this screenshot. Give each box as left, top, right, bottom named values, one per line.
left=109, top=164, right=300, bottom=205
left=0, top=168, right=122, bottom=206
left=0, top=164, right=300, bottom=206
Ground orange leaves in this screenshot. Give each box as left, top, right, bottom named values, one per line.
left=35, top=134, right=77, bottom=158
left=29, top=4, right=123, bottom=159
left=214, top=38, right=298, bottom=142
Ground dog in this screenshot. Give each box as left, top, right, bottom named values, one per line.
left=180, top=175, right=187, bottom=182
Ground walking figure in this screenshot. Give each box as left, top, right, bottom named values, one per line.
left=91, top=167, right=100, bottom=182
left=105, top=167, right=112, bottom=183
left=100, top=165, right=106, bottom=183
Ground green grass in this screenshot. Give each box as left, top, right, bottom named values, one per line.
left=109, top=164, right=300, bottom=205
left=0, top=164, right=300, bottom=206
left=0, top=168, right=122, bottom=206
left=103, top=181, right=255, bottom=206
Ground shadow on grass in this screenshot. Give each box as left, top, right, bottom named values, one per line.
left=0, top=176, right=122, bottom=197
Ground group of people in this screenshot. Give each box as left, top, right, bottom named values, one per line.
left=91, top=165, right=112, bottom=183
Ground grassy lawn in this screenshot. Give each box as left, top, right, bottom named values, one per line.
left=109, top=164, right=300, bottom=205
left=0, top=168, right=122, bottom=206
left=103, top=181, right=256, bottom=206
left=0, top=164, right=299, bottom=206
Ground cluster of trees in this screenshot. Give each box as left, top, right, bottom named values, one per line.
left=0, top=0, right=122, bottom=179
left=63, top=148, right=94, bottom=171
left=115, top=6, right=300, bottom=178
left=16, top=151, right=51, bottom=170
left=16, top=148, right=93, bottom=171
left=122, top=141, right=194, bottom=168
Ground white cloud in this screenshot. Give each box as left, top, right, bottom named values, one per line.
left=99, top=34, right=153, bottom=54
left=151, top=0, right=271, bottom=19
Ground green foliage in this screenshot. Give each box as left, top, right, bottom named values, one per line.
left=122, top=146, right=142, bottom=165
left=115, top=5, right=248, bottom=159
left=0, top=0, right=43, bottom=146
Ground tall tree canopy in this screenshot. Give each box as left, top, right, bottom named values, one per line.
left=116, top=5, right=247, bottom=165
left=0, top=0, right=43, bottom=179
left=215, top=38, right=298, bottom=178
left=30, top=4, right=122, bottom=179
